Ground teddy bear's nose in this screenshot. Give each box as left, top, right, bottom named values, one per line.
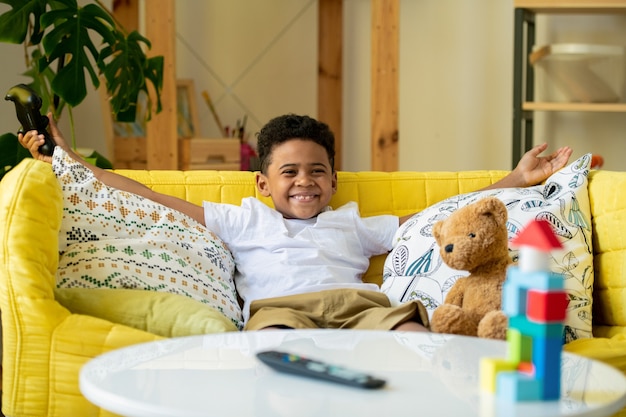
left=445, top=244, right=454, bottom=253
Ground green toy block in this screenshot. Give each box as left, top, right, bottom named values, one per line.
left=507, top=328, right=533, bottom=363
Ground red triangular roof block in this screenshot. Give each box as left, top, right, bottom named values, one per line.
left=511, top=219, right=563, bottom=251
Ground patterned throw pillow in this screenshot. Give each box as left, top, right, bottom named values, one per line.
left=382, top=154, right=593, bottom=342
left=52, top=148, right=243, bottom=330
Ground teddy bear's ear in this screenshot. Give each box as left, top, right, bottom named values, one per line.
left=432, top=220, right=443, bottom=242
left=478, top=197, right=508, bottom=225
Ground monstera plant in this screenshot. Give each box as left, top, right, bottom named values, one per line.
left=0, top=0, right=164, bottom=179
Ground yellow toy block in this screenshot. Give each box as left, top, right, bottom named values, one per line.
left=480, top=357, right=518, bottom=393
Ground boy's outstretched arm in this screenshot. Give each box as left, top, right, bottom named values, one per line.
left=398, top=143, right=573, bottom=225
left=19, top=114, right=207, bottom=226
left=483, top=143, right=573, bottom=190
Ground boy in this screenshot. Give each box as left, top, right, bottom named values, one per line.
left=20, top=114, right=572, bottom=332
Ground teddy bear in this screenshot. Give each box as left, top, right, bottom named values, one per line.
left=430, top=197, right=511, bottom=339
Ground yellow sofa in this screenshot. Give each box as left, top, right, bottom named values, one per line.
left=1, top=158, right=626, bottom=417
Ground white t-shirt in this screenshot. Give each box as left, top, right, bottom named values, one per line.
left=203, top=197, right=399, bottom=322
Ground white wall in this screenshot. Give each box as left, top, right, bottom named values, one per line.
left=397, top=0, right=514, bottom=171
left=2, top=1, right=624, bottom=171
left=175, top=0, right=317, bottom=145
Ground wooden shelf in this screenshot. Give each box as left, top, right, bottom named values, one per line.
left=515, top=0, right=626, bottom=13
left=523, top=102, right=626, bottom=112
left=113, top=137, right=241, bottom=170
left=179, top=138, right=241, bottom=170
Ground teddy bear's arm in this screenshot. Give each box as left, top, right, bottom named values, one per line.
left=444, top=278, right=467, bottom=307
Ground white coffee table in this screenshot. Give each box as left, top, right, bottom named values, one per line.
left=79, top=329, right=626, bottom=417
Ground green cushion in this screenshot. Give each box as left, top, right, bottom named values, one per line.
left=55, top=287, right=238, bottom=337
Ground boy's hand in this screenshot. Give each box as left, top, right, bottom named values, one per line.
left=18, top=113, right=68, bottom=163
left=513, top=143, right=573, bottom=187
left=481, top=143, right=573, bottom=191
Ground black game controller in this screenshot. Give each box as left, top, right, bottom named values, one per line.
left=5, top=83, right=56, bottom=156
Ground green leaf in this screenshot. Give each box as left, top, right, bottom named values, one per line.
left=99, top=30, right=163, bottom=121
left=38, top=2, right=117, bottom=106
left=0, top=0, right=46, bottom=44
left=114, top=92, right=140, bottom=123
left=144, top=56, right=164, bottom=114
left=79, top=149, right=113, bottom=169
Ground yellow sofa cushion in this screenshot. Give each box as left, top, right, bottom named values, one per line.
left=586, top=170, right=626, bottom=337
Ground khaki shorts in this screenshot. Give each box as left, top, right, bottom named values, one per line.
left=244, top=288, right=429, bottom=331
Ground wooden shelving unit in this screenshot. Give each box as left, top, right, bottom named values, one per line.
left=512, top=0, right=626, bottom=166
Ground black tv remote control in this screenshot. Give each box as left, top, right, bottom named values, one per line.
left=5, top=83, right=56, bottom=156
left=256, top=350, right=386, bottom=389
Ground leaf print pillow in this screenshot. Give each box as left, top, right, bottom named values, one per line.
left=382, top=154, right=593, bottom=342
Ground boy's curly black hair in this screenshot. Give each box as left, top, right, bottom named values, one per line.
left=256, top=114, right=335, bottom=173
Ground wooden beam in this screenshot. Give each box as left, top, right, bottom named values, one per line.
left=318, top=0, right=343, bottom=171
left=112, top=0, right=139, bottom=32
left=105, top=0, right=139, bottom=162
left=145, top=0, right=178, bottom=169
left=371, top=0, right=399, bottom=171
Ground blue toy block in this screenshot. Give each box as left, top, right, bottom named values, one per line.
left=508, top=315, right=564, bottom=339
left=506, top=328, right=532, bottom=363
left=506, top=267, right=564, bottom=291
left=532, top=335, right=562, bottom=400
left=496, top=371, right=543, bottom=402
left=502, top=281, right=528, bottom=316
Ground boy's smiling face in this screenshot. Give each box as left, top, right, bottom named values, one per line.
left=256, top=139, right=337, bottom=219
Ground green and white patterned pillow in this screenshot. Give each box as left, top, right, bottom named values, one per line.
left=52, top=147, right=243, bottom=330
